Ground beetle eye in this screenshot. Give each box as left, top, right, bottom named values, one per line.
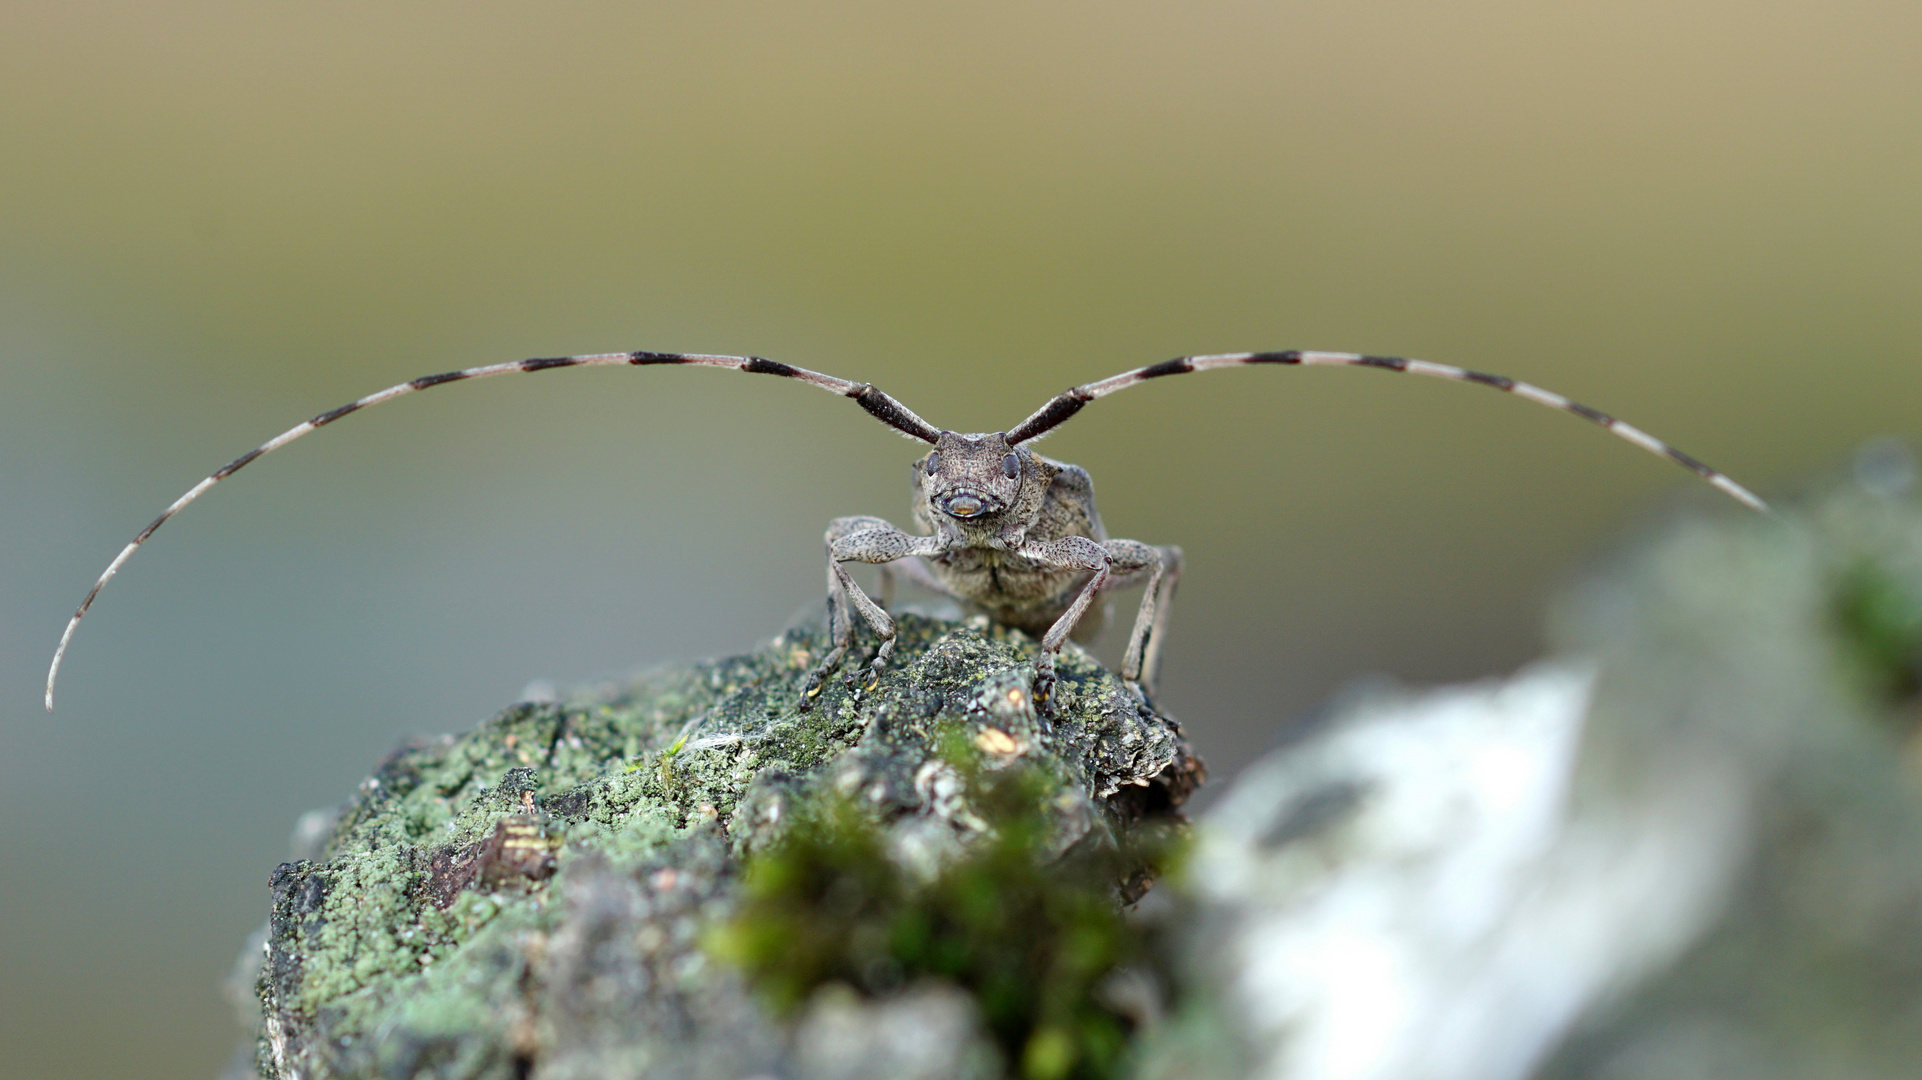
left=1002, top=453, right=1020, bottom=479
left=925, top=452, right=941, bottom=475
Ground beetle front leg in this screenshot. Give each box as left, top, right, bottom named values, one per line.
left=1019, top=536, right=1114, bottom=717
left=830, top=560, right=897, bottom=691
left=799, top=517, right=945, bottom=710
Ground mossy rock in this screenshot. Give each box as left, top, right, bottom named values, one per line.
left=254, top=612, right=1202, bottom=1080
left=1131, top=463, right=1922, bottom=1080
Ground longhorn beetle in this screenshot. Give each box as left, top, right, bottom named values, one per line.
left=46, top=349, right=1768, bottom=714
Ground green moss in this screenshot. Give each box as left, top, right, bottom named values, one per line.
left=1833, top=561, right=1922, bottom=708
left=711, top=729, right=1183, bottom=1080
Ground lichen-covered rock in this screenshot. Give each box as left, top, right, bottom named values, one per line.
left=1136, top=662, right=1604, bottom=1080
left=251, top=611, right=1200, bottom=1080
left=790, top=983, right=1002, bottom=1080
left=1137, top=462, right=1922, bottom=1080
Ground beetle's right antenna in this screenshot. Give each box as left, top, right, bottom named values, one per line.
left=1007, top=350, right=1769, bottom=513
left=46, top=350, right=939, bottom=711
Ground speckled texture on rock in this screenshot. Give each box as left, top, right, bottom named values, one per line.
left=251, top=611, right=1200, bottom=1080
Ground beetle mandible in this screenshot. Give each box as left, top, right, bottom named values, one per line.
left=46, top=348, right=1768, bottom=714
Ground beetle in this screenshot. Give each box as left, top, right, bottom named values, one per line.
left=46, top=348, right=1767, bottom=714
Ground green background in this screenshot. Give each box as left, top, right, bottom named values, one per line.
left=1, top=2, right=1917, bottom=1076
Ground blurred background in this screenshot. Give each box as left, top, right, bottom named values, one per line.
left=0, top=1, right=1917, bottom=1076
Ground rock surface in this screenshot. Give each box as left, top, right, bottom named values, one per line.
left=247, top=612, right=1200, bottom=1080
left=1139, top=467, right=1922, bottom=1080
left=237, top=456, right=1922, bottom=1080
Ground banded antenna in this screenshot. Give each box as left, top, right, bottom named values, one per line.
left=45, top=351, right=937, bottom=710
left=1007, top=350, right=1769, bottom=513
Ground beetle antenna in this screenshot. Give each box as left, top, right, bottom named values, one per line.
left=1006, top=350, right=1768, bottom=513
left=45, top=350, right=937, bottom=710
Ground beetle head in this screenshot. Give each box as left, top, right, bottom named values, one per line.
left=917, top=431, right=1035, bottom=524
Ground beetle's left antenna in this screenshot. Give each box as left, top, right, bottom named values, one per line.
left=1006, top=350, right=1769, bottom=513
left=46, top=350, right=938, bottom=710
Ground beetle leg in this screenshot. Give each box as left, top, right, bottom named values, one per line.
left=800, top=517, right=945, bottom=709
left=1101, top=541, right=1182, bottom=703
left=1017, top=536, right=1114, bottom=717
